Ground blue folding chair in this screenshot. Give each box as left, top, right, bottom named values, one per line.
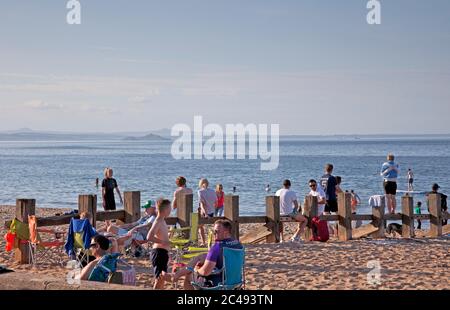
left=64, top=218, right=97, bottom=267
left=191, top=246, right=245, bottom=290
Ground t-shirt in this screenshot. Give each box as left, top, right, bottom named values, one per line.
left=309, top=185, right=326, bottom=215
left=137, top=215, right=156, bottom=226
left=415, top=206, right=421, bottom=215
left=102, top=178, right=117, bottom=192
left=275, top=188, right=298, bottom=215
left=320, top=174, right=337, bottom=201
left=205, top=238, right=243, bottom=284
left=102, top=178, right=118, bottom=210
left=216, top=192, right=224, bottom=208
left=380, top=161, right=399, bottom=181
left=198, top=188, right=217, bottom=215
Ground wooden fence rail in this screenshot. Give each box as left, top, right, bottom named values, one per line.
left=3, top=192, right=449, bottom=265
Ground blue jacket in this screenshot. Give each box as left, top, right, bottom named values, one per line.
left=381, top=161, right=399, bottom=180
left=65, top=218, right=97, bottom=256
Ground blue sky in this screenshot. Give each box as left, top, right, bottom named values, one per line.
left=0, top=0, right=449, bottom=134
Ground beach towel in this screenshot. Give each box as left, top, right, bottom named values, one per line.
left=368, top=195, right=384, bottom=208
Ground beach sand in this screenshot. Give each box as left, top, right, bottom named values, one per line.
left=1, top=205, right=449, bottom=290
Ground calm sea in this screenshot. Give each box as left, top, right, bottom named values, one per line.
left=1, top=138, right=449, bottom=223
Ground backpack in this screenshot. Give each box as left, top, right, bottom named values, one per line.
left=310, top=216, right=329, bottom=242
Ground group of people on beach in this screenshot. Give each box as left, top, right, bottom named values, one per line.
left=75, top=170, right=240, bottom=289
left=274, top=163, right=350, bottom=242
left=77, top=155, right=447, bottom=288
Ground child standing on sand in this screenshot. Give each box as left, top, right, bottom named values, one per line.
left=146, top=199, right=172, bottom=289
left=215, top=184, right=225, bottom=217
left=415, top=201, right=422, bottom=230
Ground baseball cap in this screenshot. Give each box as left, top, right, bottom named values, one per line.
left=142, top=200, right=155, bottom=209
left=432, top=183, right=440, bottom=190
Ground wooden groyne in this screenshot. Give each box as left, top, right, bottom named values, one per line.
left=3, top=191, right=449, bottom=265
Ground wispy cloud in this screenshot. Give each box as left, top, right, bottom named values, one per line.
left=23, top=100, right=63, bottom=110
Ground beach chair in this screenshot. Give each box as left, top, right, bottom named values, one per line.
left=169, top=213, right=212, bottom=273
left=191, top=246, right=245, bottom=290
left=65, top=218, right=97, bottom=267
left=27, top=215, right=66, bottom=266
left=6, top=218, right=30, bottom=254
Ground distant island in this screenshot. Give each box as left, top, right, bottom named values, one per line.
left=0, top=129, right=171, bottom=141
left=123, top=133, right=168, bottom=141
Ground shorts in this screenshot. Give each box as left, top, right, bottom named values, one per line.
left=384, top=181, right=397, bottom=195
left=150, top=248, right=169, bottom=278
left=324, top=199, right=338, bottom=213
left=408, top=179, right=414, bottom=184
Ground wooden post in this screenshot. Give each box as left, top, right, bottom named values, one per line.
left=124, top=191, right=141, bottom=224
left=371, top=196, right=386, bottom=238
left=78, top=195, right=97, bottom=228
left=401, top=195, right=414, bottom=238
left=14, top=199, right=35, bottom=264
left=177, top=193, right=193, bottom=228
left=338, top=192, right=352, bottom=241
left=176, top=193, right=193, bottom=239
left=224, top=195, right=239, bottom=240
left=304, top=195, right=318, bottom=241
left=265, top=196, right=280, bottom=243
left=429, top=193, right=442, bottom=237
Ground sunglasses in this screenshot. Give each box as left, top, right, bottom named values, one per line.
left=309, top=184, right=317, bottom=187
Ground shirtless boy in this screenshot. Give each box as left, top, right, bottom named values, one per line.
left=146, top=198, right=172, bottom=289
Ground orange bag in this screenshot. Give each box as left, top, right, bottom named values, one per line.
left=4, top=232, right=16, bottom=252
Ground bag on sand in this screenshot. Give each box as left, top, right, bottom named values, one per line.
left=310, top=216, right=329, bottom=242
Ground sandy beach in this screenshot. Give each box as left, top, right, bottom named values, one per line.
left=1, top=205, right=449, bottom=290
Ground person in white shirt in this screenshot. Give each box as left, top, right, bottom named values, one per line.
left=197, top=178, right=218, bottom=245
left=307, top=179, right=326, bottom=215
left=275, top=180, right=307, bottom=243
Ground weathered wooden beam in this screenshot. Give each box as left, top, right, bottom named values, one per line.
left=238, top=216, right=267, bottom=224
left=78, top=195, right=97, bottom=228
left=372, top=196, right=386, bottom=238
left=224, top=195, right=240, bottom=240
left=338, top=192, right=352, bottom=241
left=96, top=210, right=126, bottom=222
left=176, top=193, right=193, bottom=239
left=319, top=214, right=339, bottom=221
left=383, top=213, right=402, bottom=220
left=15, top=199, right=35, bottom=264
left=265, top=196, right=280, bottom=243
left=350, top=214, right=373, bottom=221
left=429, top=193, right=442, bottom=237
left=37, top=214, right=75, bottom=226
left=124, top=191, right=140, bottom=224
left=401, top=195, right=414, bottom=238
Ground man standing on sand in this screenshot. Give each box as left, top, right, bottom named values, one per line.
left=275, top=179, right=307, bottom=243
left=380, top=153, right=399, bottom=214
left=146, top=198, right=173, bottom=289
left=320, top=164, right=338, bottom=236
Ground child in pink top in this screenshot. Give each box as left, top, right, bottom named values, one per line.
left=215, top=184, right=225, bottom=217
